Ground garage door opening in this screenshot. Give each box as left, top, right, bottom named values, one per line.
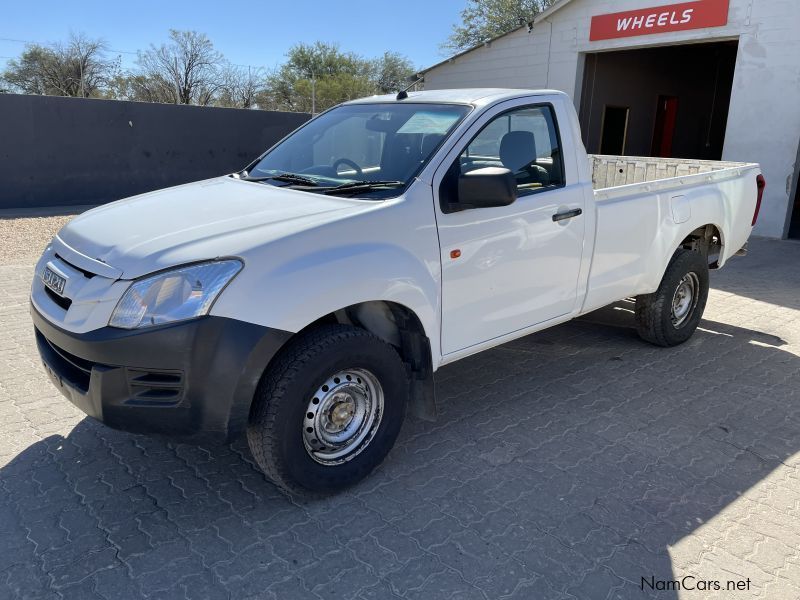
left=579, top=41, right=738, bottom=160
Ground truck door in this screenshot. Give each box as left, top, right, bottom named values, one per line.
left=435, top=101, right=585, bottom=355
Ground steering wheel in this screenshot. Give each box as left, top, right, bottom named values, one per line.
left=332, top=158, right=363, bottom=177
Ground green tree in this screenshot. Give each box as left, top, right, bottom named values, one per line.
left=370, top=52, right=417, bottom=94
left=263, top=43, right=415, bottom=113
left=1, top=33, right=117, bottom=97
left=263, top=42, right=370, bottom=113
left=443, top=0, right=556, bottom=52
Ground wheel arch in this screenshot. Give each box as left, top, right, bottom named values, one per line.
left=651, top=222, right=724, bottom=290
left=677, top=223, right=725, bottom=267
left=262, top=300, right=437, bottom=422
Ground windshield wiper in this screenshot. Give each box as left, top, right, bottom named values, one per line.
left=241, top=172, right=320, bottom=187
left=323, top=180, right=405, bottom=195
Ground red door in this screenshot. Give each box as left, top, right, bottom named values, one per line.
left=651, top=96, right=679, bottom=157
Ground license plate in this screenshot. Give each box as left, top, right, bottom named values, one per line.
left=42, top=266, right=67, bottom=296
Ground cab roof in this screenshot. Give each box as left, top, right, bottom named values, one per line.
left=343, top=88, right=567, bottom=108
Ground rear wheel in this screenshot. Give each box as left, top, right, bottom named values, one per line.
left=635, top=249, right=709, bottom=347
left=247, top=324, right=408, bottom=495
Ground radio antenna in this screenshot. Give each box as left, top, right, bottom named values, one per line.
left=396, top=75, right=424, bottom=100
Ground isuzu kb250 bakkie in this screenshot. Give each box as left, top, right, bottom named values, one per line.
left=32, top=89, right=764, bottom=493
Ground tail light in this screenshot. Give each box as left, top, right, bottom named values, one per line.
left=752, top=174, right=766, bottom=226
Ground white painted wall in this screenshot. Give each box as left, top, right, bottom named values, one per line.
left=424, top=0, right=800, bottom=238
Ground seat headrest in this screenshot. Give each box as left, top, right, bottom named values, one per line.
left=381, top=133, right=423, bottom=180
left=421, top=133, right=445, bottom=157
left=499, top=131, right=537, bottom=173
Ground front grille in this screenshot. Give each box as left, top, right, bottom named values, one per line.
left=36, top=331, right=95, bottom=392
left=125, top=369, right=184, bottom=407
left=44, top=286, right=72, bottom=311
left=36, top=326, right=185, bottom=408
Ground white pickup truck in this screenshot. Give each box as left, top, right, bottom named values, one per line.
left=32, top=89, right=764, bottom=493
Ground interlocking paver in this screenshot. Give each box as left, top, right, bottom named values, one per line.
left=2, top=230, right=800, bottom=599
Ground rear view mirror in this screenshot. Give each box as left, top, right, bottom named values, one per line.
left=457, top=167, right=517, bottom=209
left=366, top=116, right=400, bottom=133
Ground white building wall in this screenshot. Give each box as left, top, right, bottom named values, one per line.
left=422, top=27, right=551, bottom=90
left=424, top=0, right=800, bottom=238
left=723, top=1, right=800, bottom=237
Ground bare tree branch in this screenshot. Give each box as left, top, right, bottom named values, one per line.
left=1, top=32, right=117, bottom=97
left=132, top=30, right=224, bottom=104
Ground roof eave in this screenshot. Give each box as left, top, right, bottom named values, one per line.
left=419, top=0, right=577, bottom=75
left=419, top=24, right=528, bottom=74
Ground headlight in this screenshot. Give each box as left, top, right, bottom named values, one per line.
left=109, top=260, right=243, bottom=329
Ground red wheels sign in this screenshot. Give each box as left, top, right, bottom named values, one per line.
left=589, top=0, right=730, bottom=41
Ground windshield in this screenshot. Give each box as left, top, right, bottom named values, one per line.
left=244, top=102, right=471, bottom=198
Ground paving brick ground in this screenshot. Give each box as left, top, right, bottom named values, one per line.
left=1, top=228, right=799, bottom=600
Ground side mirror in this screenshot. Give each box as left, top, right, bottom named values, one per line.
left=457, top=167, right=517, bottom=209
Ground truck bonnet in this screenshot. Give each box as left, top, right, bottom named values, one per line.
left=55, top=176, right=367, bottom=280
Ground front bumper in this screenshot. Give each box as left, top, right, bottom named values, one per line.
left=32, top=305, right=292, bottom=442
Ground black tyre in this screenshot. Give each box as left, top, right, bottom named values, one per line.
left=635, top=249, right=709, bottom=347
left=247, top=324, right=408, bottom=495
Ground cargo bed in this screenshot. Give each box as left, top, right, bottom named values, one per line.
left=589, top=154, right=757, bottom=192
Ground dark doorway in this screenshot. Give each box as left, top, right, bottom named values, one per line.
left=651, top=96, right=679, bottom=157
left=789, top=164, right=800, bottom=239
left=600, top=106, right=629, bottom=154
left=579, top=40, right=738, bottom=159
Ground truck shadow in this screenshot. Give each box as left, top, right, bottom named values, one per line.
left=2, top=302, right=798, bottom=598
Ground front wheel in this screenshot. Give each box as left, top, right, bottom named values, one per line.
left=635, top=249, right=710, bottom=347
left=247, top=324, right=408, bottom=495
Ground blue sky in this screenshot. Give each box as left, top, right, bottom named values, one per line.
left=1, top=0, right=464, bottom=72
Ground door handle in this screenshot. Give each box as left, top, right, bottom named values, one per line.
left=552, top=208, right=582, bottom=222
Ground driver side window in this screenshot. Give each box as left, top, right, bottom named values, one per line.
left=460, top=104, right=564, bottom=195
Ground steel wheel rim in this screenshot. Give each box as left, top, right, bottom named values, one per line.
left=302, top=368, right=384, bottom=465
left=671, top=272, right=700, bottom=328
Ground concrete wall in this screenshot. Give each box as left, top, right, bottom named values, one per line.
left=424, top=0, right=800, bottom=238
left=0, top=94, right=310, bottom=209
